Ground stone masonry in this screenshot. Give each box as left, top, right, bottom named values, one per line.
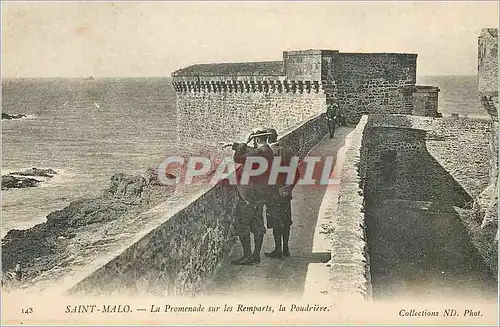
left=476, top=28, right=498, bottom=269
left=365, top=114, right=494, bottom=199
left=172, top=49, right=439, bottom=151
left=66, top=113, right=329, bottom=296
left=478, top=28, right=498, bottom=97
left=478, top=28, right=498, bottom=121
left=332, top=53, right=417, bottom=121
left=330, top=112, right=497, bottom=299
left=410, top=86, right=441, bottom=117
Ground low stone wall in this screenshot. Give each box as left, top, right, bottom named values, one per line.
left=358, top=114, right=498, bottom=297
left=68, top=182, right=239, bottom=296
left=327, top=116, right=372, bottom=303
left=328, top=113, right=497, bottom=300
left=67, top=113, right=329, bottom=296
left=365, top=114, right=494, bottom=199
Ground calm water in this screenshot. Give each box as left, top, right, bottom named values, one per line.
left=0, top=75, right=489, bottom=236
left=1, top=77, right=177, bottom=236
left=417, top=75, right=489, bottom=118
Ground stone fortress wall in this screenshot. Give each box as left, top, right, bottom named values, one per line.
left=478, top=28, right=498, bottom=98
left=326, top=112, right=497, bottom=301
left=331, top=52, right=416, bottom=121
left=172, top=56, right=327, bottom=148
left=364, top=115, right=494, bottom=199
left=169, top=49, right=441, bottom=302
left=67, top=33, right=496, bottom=300
left=474, top=28, right=499, bottom=274
left=172, top=49, right=440, bottom=151
left=67, top=114, right=329, bottom=296
left=170, top=46, right=500, bottom=299
left=51, top=36, right=498, bottom=298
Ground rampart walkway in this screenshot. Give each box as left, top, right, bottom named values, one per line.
left=202, top=127, right=353, bottom=299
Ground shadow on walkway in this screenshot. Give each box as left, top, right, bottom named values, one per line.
left=366, top=199, right=498, bottom=301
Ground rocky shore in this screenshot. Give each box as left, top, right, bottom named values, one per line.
left=1, top=168, right=58, bottom=190
left=2, top=113, right=27, bottom=120
left=1, top=169, right=176, bottom=289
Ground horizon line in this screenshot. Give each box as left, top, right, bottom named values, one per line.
left=1, top=74, right=479, bottom=79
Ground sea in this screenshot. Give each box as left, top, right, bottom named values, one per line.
left=0, top=75, right=490, bottom=237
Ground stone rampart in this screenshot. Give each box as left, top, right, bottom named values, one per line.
left=327, top=116, right=372, bottom=303
left=365, top=114, right=494, bottom=199
left=172, top=49, right=427, bottom=149
left=66, top=113, right=329, bottom=296
left=334, top=53, right=418, bottom=123
left=478, top=28, right=498, bottom=96
left=174, top=89, right=326, bottom=147
left=329, top=112, right=496, bottom=299
left=355, top=114, right=497, bottom=286
left=476, top=28, right=498, bottom=274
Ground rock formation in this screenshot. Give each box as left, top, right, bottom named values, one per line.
left=1, top=175, right=40, bottom=190
left=1, top=168, right=58, bottom=190
left=1, top=169, right=175, bottom=287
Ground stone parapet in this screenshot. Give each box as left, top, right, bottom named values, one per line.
left=327, top=116, right=373, bottom=303
left=64, top=113, right=330, bottom=296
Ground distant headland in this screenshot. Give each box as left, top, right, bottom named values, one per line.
left=2, top=113, right=27, bottom=120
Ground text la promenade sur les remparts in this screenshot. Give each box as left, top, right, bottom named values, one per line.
left=64, top=303, right=332, bottom=315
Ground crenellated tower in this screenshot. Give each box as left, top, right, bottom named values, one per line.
left=172, top=49, right=436, bottom=151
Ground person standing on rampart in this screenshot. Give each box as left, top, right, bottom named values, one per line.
left=326, top=103, right=338, bottom=138
left=264, top=128, right=300, bottom=258
left=227, top=129, right=274, bottom=265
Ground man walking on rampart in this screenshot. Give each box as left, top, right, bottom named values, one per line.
left=227, top=129, right=274, bottom=265
left=264, top=128, right=300, bottom=258
left=326, top=103, right=338, bottom=138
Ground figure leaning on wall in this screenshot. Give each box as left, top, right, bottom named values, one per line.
left=224, top=129, right=274, bottom=265
left=264, top=128, right=300, bottom=258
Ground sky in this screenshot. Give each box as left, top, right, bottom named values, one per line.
left=2, top=1, right=499, bottom=78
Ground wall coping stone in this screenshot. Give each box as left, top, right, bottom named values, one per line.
left=326, top=115, right=373, bottom=303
